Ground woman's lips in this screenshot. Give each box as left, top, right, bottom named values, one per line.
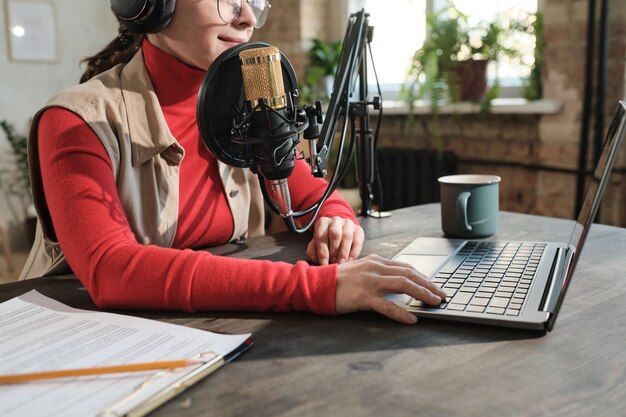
left=219, top=36, right=246, bottom=46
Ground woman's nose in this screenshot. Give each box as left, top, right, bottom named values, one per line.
left=235, top=0, right=257, bottom=28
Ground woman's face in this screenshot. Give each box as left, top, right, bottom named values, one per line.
left=146, top=0, right=257, bottom=70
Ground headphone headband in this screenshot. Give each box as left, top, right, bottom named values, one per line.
left=110, top=0, right=176, bottom=34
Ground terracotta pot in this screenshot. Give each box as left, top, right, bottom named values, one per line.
left=451, top=59, right=489, bottom=102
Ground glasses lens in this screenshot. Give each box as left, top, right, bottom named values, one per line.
left=249, top=0, right=270, bottom=29
left=217, top=0, right=241, bottom=24
left=217, top=0, right=270, bottom=28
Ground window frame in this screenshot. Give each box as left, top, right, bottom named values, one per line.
left=335, top=0, right=543, bottom=102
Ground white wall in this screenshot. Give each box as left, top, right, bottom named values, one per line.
left=0, top=0, right=117, bottom=244
left=0, top=0, right=117, bottom=132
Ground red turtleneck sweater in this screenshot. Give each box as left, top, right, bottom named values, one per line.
left=37, top=39, right=357, bottom=314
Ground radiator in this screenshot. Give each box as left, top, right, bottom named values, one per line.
left=376, top=148, right=458, bottom=211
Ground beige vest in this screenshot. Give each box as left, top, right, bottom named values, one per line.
left=19, top=49, right=265, bottom=280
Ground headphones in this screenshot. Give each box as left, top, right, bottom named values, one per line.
left=110, top=0, right=176, bottom=34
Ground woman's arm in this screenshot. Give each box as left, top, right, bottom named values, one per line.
left=37, top=108, right=337, bottom=314
left=38, top=108, right=446, bottom=322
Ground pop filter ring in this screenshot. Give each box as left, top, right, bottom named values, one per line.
left=197, top=41, right=300, bottom=168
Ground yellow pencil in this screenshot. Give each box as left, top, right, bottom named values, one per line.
left=0, top=359, right=201, bottom=384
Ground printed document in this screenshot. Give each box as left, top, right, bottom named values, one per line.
left=0, top=290, right=251, bottom=417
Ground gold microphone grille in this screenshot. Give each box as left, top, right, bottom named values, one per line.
left=239, top=46, right=286, bottom=108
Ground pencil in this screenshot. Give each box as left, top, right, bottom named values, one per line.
left=0, top=359, right=201, bottom=384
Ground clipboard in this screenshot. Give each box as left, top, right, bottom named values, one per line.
left=101, top=338, right=253, bottom=417
left=0, top=291, right=254, bottom=417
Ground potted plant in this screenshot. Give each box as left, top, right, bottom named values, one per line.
left=377, top=6, right=536, bottom=211
left=300, top=38, right=343, bottom=103
left=0, top=120, right=35, bottom=246
left=401, top=5, right=534, bottom=151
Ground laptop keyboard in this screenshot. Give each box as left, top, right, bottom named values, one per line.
left=409, top=241, right=546, bottom=316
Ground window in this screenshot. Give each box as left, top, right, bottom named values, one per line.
left=347, top=0, right=539, bottom=101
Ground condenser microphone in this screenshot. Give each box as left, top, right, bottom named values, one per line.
left=240, top=46, right=287, bottom=111
left=237, top=46, right=307, bottom=217
left=197, top=41, right=329, bottom=232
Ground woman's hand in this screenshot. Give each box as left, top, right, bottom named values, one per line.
left=335, top=254, right=448, bottom=324
left=307, top=216, right=364, bottom=266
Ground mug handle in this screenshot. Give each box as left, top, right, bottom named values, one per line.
left=456, top=191, right=472, bottom=232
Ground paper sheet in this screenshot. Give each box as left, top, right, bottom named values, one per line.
left=0, top=290, right=251, bottom=417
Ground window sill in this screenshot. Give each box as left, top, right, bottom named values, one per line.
left=380, top=99, right=563, bottom=116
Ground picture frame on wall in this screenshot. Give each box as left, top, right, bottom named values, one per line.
left=5, top=0, right=57, bottom=62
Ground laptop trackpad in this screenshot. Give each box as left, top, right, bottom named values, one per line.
left=401, top=237, right=464, bottom=255
left=386, top=238, right=462, bottom=305
left=395, top=254, right=449, bottom=278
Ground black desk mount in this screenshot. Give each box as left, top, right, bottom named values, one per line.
left=310, top=9, right=387, bottom=219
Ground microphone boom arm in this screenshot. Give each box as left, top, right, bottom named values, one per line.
left=307, top=9, right=381, bottom=217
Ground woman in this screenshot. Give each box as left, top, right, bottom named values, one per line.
left=20, top=0, right=445, bottom=323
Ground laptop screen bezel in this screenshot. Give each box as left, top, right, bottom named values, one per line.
left=546, top=100, right=626, bottom=331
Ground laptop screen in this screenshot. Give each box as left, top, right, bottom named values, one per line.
left=547, top=100, right=626, bottom=331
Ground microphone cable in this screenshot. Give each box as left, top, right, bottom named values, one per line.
left=367, top=40, right=384, bottom=212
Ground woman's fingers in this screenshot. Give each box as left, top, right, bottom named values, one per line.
left=364, top=255, right=447, bottom=301
left=313, top=219, right=331, bottom=265
left=384, top=276, right=443, bottom=305
left=347, top=226, right=364, bottom=262
left=336, top=256, right=446, bottom=324
left=368, top=296, right=418, bottom=324
left=334, top=221, right=357, bottom=264
left=386, top=265, right=447, bottom=301
left=306, top=240, right=319, bottom=265
left=326, top=219, right=344, bottom=263
left=308, top=217, right=364, bottom=265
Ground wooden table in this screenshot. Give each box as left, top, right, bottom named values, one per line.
left=1, top=204, right=625, bottom=417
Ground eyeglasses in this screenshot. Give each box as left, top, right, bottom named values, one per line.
left=217, top=0, right=271, bottom=29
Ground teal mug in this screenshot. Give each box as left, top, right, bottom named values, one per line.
left=439, top=174, right=501, bottom=238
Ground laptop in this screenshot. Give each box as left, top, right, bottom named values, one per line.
left=388, top=100, right=626, bottom=332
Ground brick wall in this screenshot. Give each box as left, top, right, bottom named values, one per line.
left=257, top=0, right=626, bottom=227
left=538, top=0, right=626, bottom=225
left=374, top=113, right=546, bottom=215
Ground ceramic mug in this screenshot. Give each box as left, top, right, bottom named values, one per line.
left=439, top=174, right=501, bottom=238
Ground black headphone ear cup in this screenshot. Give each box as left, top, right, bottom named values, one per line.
left=111, top=0, right=176, bottom=34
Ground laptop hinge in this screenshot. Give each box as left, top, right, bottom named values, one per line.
left=540, top=247, right=573, bottom=313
